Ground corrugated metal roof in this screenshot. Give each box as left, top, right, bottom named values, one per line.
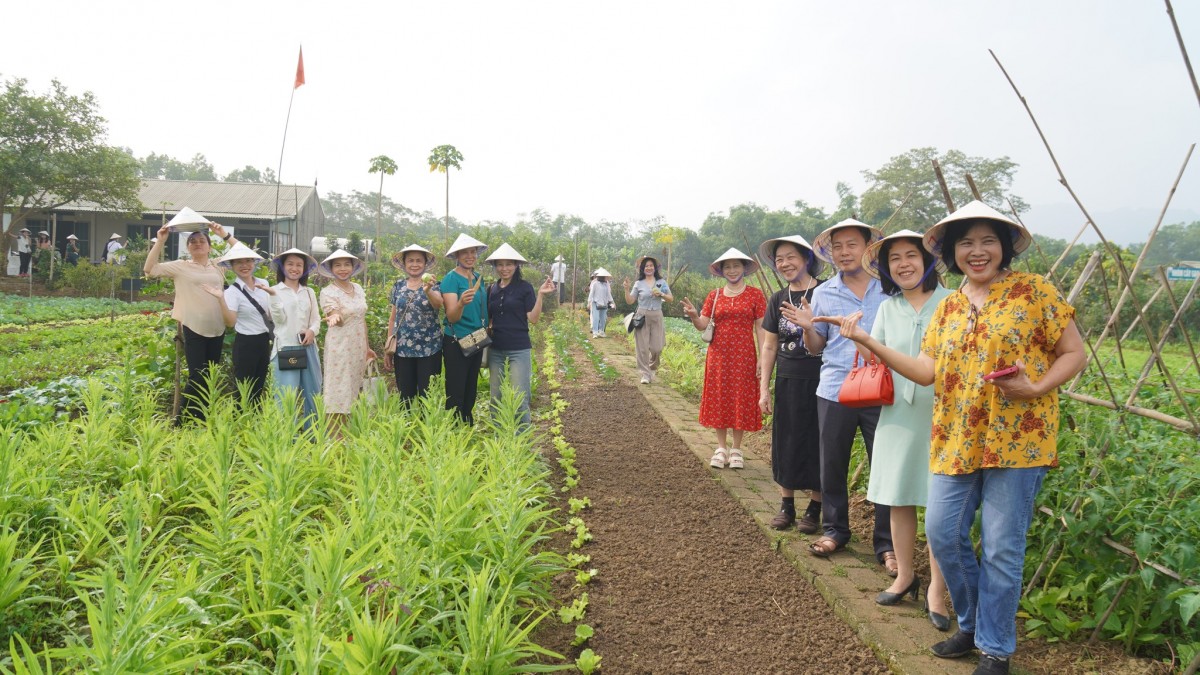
left=61, top=179, right=317, bottom=219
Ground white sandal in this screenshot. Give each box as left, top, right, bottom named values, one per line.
left=728, top=449, right=744, bottom=469
left=709, top=447, right=728, bottom=468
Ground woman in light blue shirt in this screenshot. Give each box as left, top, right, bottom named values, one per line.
left=622, top=255, right=673, bottom=384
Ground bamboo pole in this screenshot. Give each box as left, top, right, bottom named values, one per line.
left=877, top=190, right=916, bottom=235
left=1119, top=286, right=1165, bottom=342
left=1047, top=221, right=1089, bottom=280
left=1088, top=559, right=1140, bottom=644
left=1165, top=0, right=1200, bottom=112
left=1063, top=391, right=1197, bottom=435
left=1156, top=267, right=1200, bottom=378
left=741, top=233, right=781, bottom=292
left=964, top=173, right=983, bottom=201
left=931, top=160, right=956, bottom=212
left=1121, top=274, right=1200, bottom=430
left=1097, top=256, right=1128, bottom=372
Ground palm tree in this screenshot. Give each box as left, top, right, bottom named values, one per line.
left=368, top=155, right=397, bottom=260
left=427, top=144, right=464, bottom=243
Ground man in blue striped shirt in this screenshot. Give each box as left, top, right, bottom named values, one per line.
left=788, top=219, right=895, bottom=574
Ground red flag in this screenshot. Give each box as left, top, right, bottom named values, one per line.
left=294, top=47, right=305, bottom=89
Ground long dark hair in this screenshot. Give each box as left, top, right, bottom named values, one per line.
left=275, top=253, right=311, bottom=286
left=640, top=258, right=662, bottom=280
left=878, top=238, right=939, bottom=296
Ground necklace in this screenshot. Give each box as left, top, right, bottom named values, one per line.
left=723, top=283, right=747, bottom=297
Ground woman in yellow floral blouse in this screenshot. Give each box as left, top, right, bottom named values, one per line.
left=815, top=201, right=1086, bottom=675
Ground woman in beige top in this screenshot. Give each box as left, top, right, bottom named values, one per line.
left=145, top=218, right=240, bottom=424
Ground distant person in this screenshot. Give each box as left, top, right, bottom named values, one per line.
left=622, top=254, right=673, bottom=385
left=789, top=219, right=895, bottom=576
left=815, top=201, right=1085, bottom=675
left=8, top=228, right=32, bottom=276
left=105, top=233, right=125, bottom=264
left=65, top=234, right=80, bottom=265
left=485, top=243, right=555, bottom=427
left=681, top=248, right=766, bottom=470
left=145, top=217, right=242, bottom=424
left=587, top=267, right=615, bottom=338
left=318, top=249, right=375, bottom=437
left=385, top=245, right=444, bottom=404
left=267, top=248, right=323, bottom=429
left=36, top=231, right=52, bottom=251
left=550, top=254, right=567, bottom=302
left=441, top=233, right=490, bottom=424
left=757, top=235, right=825, bottom=533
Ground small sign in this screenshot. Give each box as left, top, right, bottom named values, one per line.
left=1166, top=266, right=1200, bottom=281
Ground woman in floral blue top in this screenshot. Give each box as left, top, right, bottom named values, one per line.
left=385, top=244, right=444, bottom=404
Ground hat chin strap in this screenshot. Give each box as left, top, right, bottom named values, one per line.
left=882, top=263, right=936, bottom=291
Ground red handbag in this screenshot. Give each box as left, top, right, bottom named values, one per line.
left=838, top=353, right=894, bottom=407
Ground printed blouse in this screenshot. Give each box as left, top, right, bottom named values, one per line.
left=920, top=272, right=1076, bottom=475
left=632, top=278, right=670, bottom=311
left=390, top=279, right=443, bottom=358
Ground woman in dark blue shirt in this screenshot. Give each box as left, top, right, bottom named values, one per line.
left=484, top=243, right=555, bottom=427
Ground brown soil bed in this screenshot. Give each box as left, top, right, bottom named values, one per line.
left=533, top=367, right=889, bottom=673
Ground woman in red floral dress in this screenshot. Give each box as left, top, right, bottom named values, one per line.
left=681, top=248, right=767, bottom=469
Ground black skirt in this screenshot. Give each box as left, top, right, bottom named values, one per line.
left=772, top=376, right=821, bottom=491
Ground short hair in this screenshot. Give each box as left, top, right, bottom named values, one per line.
left=772, top=240, right=816, bottom=272
left=878, top=238, right=940, bottom=296
left=275, top=253, right=311, bottom=286
left=940, top=219, right=1016, bottom=275
left=832, top=226, right=873, bottom=245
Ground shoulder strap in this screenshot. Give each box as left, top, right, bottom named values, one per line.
left=234, top=282, right=275, bottom=333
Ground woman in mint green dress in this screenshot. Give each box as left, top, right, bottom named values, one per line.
left=860, top=230, right=952, bottom=627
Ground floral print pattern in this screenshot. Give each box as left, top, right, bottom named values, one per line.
left=389, top=279, right=442, bottom=358
left=921, top=272, right=1075, bottom=475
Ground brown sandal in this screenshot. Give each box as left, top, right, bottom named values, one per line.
left=882, top=551, right=899, bottom=577
left=808, top=536, right=844, bottom=558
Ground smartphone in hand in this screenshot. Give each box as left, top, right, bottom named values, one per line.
left=982, top=365, right=1019, bottom=381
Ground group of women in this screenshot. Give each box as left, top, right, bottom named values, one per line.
left=144, top=217, right=555, bottom=433
left=661, top=201, right=1083, bottom=675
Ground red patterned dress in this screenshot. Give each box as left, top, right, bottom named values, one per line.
left=698, top=285, right=766, bottom=431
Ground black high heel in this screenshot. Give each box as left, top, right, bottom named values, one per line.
left=924, top=594, right=951, bottom=631
left=875, top=574, right=921, bottom=606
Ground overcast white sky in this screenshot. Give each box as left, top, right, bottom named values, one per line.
left=4, top=1, right=1199, bottom=243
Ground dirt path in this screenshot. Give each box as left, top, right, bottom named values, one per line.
left=535, top=353, right=889, bottom=673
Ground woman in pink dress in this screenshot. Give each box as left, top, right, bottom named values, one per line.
left=681, top=248, right=767, bottom=470
left=318, top=249, right=376, bottom=436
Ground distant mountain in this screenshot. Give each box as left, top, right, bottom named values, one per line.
left=1022, top=203, right=1200, bottom=245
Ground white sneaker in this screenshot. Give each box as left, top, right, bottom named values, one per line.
left=639, top=376, right=650, bottom=384
left=728, top=449, right=744, bottom=469
left=709, top=447, right=728, bottom=468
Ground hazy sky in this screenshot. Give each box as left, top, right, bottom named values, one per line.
left=5, top=1, right=1199, bottom=244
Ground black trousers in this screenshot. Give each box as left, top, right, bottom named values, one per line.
left=442, top=335, right=482, bottom=424
left=816, top=397, right=892, bottom=560
left=395, top=351, right=443, bottom=405
left=232, top=331, right=272, bottom=405
left=18, top=252, right=30, bottom=275
left=181, top=325, right=225, bottom=423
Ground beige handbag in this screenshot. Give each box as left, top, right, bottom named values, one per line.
left=361, top=360, right=389, bottom=403
left=701, top=290, right=719, bottom=343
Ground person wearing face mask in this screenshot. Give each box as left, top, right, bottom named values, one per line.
left=622, top=254, right=674, bottom=385
left=145, top=210, right=241, bottom=424
left=815, top=202, right=1085, bottom=675
left=267, top=248, right=323, bottom=428
left=681, top=248, right=767, bottom=471
left=786, top=219, right=896, bottom=576
left=757, top=235, right=826, bottom=534
left=441, top=233, right=490, bottom=425
left=202, top=244, right=275, bottom=406
left=484, top=243, right=555, bottom=427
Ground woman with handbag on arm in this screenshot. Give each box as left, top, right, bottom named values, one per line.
left=201, top=243, right=274, bottom=406
left=319, top=249, right=376, bottom=436
left=267, top=248, right=322, bottom=429
left=853, top=230, right=952, bottom=627
left=441, top=233, right=490, bottom=425
left=680, top=248, right=766, bottom=470
left=814, top=202, right=1086, bottom=675
left=757, top=235, right=825, bottom=533
left=484, top=243, right=555, bottom=427
left=145, top=211, right=242, bottom=424
left=622, top=254, right=673, bottom=385
left=587, top=268, right=615, bottom=338
left=385, top=245, right=444, bottom=405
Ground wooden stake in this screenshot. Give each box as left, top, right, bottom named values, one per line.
left=741, top=233, right=781, bottom=292
left=1156, top=266, right=1200, bottom=378
left=964, top=173, right=983, bottom=201
left=931, top=159, right=956, bottom=212
left=1165, top=0, right=1200, bottom=112
left=877, top=190, right=915, bottom=235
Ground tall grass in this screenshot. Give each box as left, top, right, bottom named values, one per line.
left=0, top=370, right=567, bottom=672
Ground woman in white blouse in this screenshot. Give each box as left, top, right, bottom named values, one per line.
left=267, top=248, right=323, bottom=428
left=202, top=244, right=275, bottom=406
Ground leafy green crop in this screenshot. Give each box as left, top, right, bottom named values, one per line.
left=0, top=294, right=167, bottom=327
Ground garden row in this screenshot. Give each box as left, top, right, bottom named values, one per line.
left=642, top=310, right=1200, bottom=668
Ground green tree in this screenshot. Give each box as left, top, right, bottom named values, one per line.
left=368, top=155, right=398, bottom=258
left=136, top=152, right=217, bottom=180
left=0, top=78, right=142, bottom=269
left=427, top=144, right=464, bottom=243
left=859, top=147, right=1027, bottom=231
left=346, top=232, right=365, bottom=257
left=223, top=165, right=278, bottom=183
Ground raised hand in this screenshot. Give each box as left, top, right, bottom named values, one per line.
left=813, top=310, right=868, bottom=342
left=156, top=224, right=171, bottom=240
left=680, top=297, right=698, bottom=318
left=255, top=278, right=276, bottom=295
left=781, top=296, right=815, bottom=330
left=539, top=276, right=556, bottom=295
left=200, top=284, right=224, bottom=299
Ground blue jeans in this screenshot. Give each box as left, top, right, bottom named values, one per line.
left=488, top=348, right=533, bottom=426
left=590, top=305, right=609, bottom=334
left=926, top=466, right=1047, bottom=659
left=271, top=343, right=323, bottom=430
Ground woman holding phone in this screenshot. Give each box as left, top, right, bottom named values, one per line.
left=441, top=233, right=489, bottom=424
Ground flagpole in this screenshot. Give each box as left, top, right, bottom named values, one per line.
left=273, top=46, right=304, bottom=254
